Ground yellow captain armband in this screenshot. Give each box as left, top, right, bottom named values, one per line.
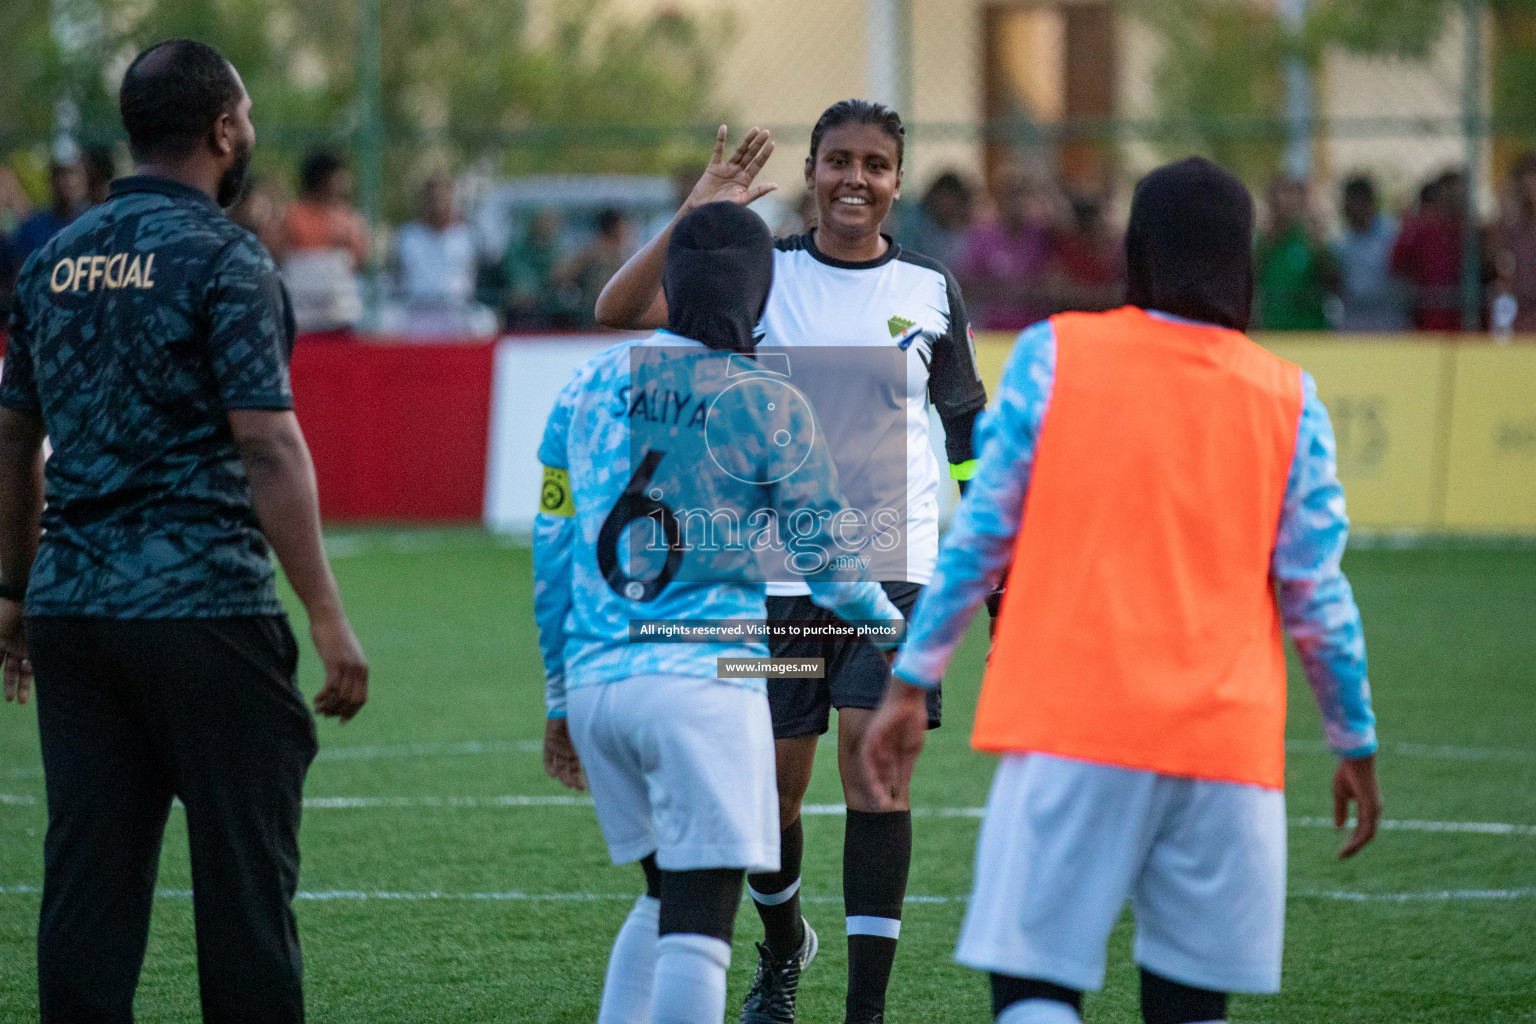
left=949, top=459, right=980, bottom=482
left=539, top=465, right=575, bottom=517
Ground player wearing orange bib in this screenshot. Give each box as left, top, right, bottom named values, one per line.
left=862, top=158, right=1382, bottom=1024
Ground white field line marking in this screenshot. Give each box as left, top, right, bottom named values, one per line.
left=316, top=739, right=542, bottom=761
left=1, top=792, right=1533, bottom=836
left=1285, top=739, right=1536, bottom=764
left=1291, top=816, right=1536, bottom=837
left=323, top=530, right=523, bottom=559
left=297, top=737, right=1533, bottom=764
left=0, top=884, right=1531, bottom=904
left=6, top=737, right=1528, bottom=773
left=303, top=795, right=592, bottom=809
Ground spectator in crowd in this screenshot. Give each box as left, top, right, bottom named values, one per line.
left=556, top=207, right=634, bottom=327
left=1047, top=191, right=1124, bottom=312
left=957, top=168, right=1057, bottom=330
left=0, top=167, right=29, bottom=234
left=229, top=174, right=287, bottom=259
left=503, top=209, right=569, bottom=330
left=906, top=171, right=975, bottom=268
left=1255, top=177, right=1335, bottom=330
left=82, top=145, right=117, bottom=206
left=392, top=174, right=494, bottom=336
left=645, top=165, right=705, bottom=243
left=1332, top=174, right=1409, bottom=332
left=1491, top=152, right=1536, bottom=333
left=281, top=149, right=369, bottom=334
left=10, top=158, right=89, bottom=264
left=1392, top=170, right=1474, bottom=331
left=282, top=150, right=369, bottom=267
left=0, top=166, right=31, bottom=315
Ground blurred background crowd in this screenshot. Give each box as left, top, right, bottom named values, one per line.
left=7, top=143, right=1536, bottom=339
left=5, top=0, right=1536, bottom=342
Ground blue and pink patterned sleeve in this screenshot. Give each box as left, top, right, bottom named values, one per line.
left=892, top=321, right=1057, bottom=689
left=1274, top=372, right=1377, bottom=757
left=532, top=371, right=582, bottom=720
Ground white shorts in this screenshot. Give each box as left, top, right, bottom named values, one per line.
left=567, top=674, right=780, bottom=874
left=956, top=753, right=1286, bottom=995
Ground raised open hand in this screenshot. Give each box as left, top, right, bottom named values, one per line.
left=683, top=125, right=777, bottom=211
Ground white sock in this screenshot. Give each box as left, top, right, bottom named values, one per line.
left=996, top=998, right=1083, bottom=1024
left=597, top=895, right=659, bottom=1024
left=650, top=932, right=731, bottom=1024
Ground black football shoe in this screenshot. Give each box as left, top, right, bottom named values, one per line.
left=740, top=917, right=818, bottom=1024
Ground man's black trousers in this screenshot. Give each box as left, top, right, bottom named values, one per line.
left=28, top=616, right=318, bottom=1024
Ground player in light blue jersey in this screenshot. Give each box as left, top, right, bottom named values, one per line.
left=533, top=202, right=903, bottom=1024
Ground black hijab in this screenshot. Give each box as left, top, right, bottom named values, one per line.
left=663, top=201, right=774, bottom=352
left=1125, top=157, right=1255, bottom=332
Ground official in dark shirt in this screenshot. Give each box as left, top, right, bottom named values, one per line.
left=0, top=39, right=368, bottom=1023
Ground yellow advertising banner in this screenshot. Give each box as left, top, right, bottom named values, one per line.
left=1441, top=347, right=1536, bottom=532
left=975, top=331, right=1015, bottom=397
left=1262, top=341, right=1451, bottom=531
left=973, top=329, right=1534, bottom=534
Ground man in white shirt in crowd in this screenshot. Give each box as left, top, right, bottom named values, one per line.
left=393, top=174, right=494, bottom=337
left=1332, top=174, right=1409, bottom=332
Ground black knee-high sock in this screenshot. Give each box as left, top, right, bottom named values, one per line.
left=844, top=809, right=911, bottom=1018
left=747, top=817, right=805, bottom=959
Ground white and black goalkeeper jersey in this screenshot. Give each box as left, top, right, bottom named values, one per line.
left=759, top=232, right=988, bottom=594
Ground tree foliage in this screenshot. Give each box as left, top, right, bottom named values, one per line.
left=0, top=0, right=728, bottom=215
left=1122, top=0, right=1536, bottom=186
left=1129, top=0, right=1290, bottom=185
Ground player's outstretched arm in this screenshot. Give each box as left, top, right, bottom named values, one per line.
left=1272, top=373, right=1381, bottom=858
left=890, top=322, right=1054, bottom=692
left=594, top=125, right=776, bottom=330
left=532, top=370, right=586, bottom=790
left=533, top=507, right=583, bottom=792
left=231, top=409, right=368, bottom=722
left=0, top=408, right=44, bottom=705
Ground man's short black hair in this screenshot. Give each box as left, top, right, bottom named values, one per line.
left=1342, top=174, right=1376, bottom=203
left=595, top=207, right=625, bottom=236
left=82, top=144, right=117, bottom=187
left=119, top=39, right=242, bottom=163
left=300, top=150, right=346, bottom=196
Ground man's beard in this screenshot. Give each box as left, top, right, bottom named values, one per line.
left=217, top=142, right=252, bottom=208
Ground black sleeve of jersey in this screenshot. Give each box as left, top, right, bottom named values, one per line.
left=928, top=265, right=986, bottom=416
left=939, top=405, right=981, bottom=472
left=0, top=282, right=41, bottom=415
left=205, top=236, right=296, bottom=411
left=928, top=264, right=987, bottom=466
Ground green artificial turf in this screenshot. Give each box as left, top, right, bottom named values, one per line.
left=0, top=533, right=1531, bottom=1022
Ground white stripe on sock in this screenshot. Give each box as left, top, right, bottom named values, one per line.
left=748, top=876, right=801, bottom=906
left=996, top=999, right=1083, bottom=1024
left=846, top=914, right=901, bottom=939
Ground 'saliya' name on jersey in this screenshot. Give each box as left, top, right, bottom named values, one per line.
left=49, top=252, right=158, bottom=293
left=613, top=384, right=709, bottom=428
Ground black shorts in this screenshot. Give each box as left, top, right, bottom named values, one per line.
left=765, top=581, right=941, bottom=740
left=26, top=615, right=316, bottom=1021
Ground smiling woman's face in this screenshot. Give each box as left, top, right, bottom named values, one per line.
left=806, top=122, right=902, bottom=247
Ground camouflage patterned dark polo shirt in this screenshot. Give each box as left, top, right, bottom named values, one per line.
left=0, top=175, right=295, bottom=618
